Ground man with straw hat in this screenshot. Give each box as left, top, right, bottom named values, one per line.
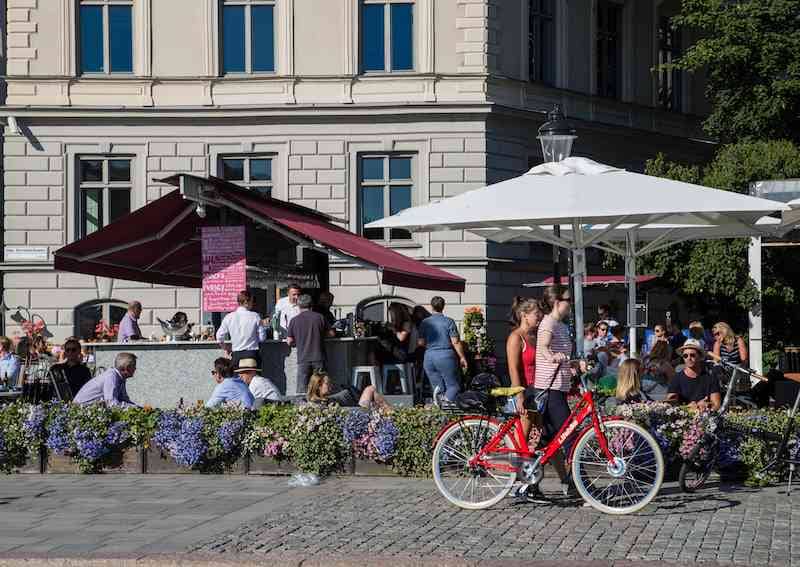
left=235, top=358, right=282, bottom=404
left=667, top=338, right=721, bottom=411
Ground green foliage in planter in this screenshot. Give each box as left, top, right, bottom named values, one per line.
left=390, top=407, right=447, bottom=477
left=287, top=404, right=348, bottom=476
left=243, top=404, right=294, bottom=461
left=0, top=402, right=43, bottom=472
left=117, top=406, right=160, bottom=448
left=194, top=405, right=250, bottom=472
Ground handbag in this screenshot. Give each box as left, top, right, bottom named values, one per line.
left=534, top=361, right=563, bottom=413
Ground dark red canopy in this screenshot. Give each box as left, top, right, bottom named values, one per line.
left=54, top=175, right=465, bottom=292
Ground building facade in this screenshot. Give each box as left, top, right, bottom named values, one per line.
left=1, top=0, right=714, bottom=345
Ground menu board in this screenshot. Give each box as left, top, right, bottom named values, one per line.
left=201, top=226, right=246, bottom=312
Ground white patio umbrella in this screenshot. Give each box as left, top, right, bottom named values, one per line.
left=367, top=157, right=791, bottom=355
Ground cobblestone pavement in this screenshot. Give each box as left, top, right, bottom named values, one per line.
left=0, top=475, right=796, bottom=565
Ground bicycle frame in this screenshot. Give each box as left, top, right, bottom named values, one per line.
left=467, top=387, right=615, bottom=475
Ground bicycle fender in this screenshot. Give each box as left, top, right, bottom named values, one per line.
left=566, top=416, right=624, bottom=464
left=432, top=415, right=502, bottom=447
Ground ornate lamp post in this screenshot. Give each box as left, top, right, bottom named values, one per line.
left=537, top=104, right=577, bottom=286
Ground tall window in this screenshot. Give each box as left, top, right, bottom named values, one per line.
left=221, top=0, right=275, bottom=74
left=75, top=300, right=128, bottom=341
left=529, top=0, right=555, bottom=85
left=79, top=0, right=133, bottom=74
left=361, top=1, right=414, bottom=73
left=657, top=16, right=682, bottom=112
left=219, top=156, right=273, bottom=197
left=596, top=0, right=622, bottom=98
left=359, top=155, right=413, bottom=242
left=78, top=157, right=132, bottom=238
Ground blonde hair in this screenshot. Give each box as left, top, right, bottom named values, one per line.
left=616, top=359, right=643, bottom=401
left=713, top=322, right=736, bottom=347
left=306, top=370, right=330, bottom=403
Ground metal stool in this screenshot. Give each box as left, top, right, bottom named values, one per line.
left=352, top=366, right=381, bottom=393
left=381, top=363, right=413, bottom=395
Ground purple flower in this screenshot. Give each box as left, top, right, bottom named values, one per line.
left=173, top=418, right=206, bottom=467
left=342, top=409, right=370, bottom=443
left=153, top=411, right=182, bottom=452
left=105, top=422, right=129, bottom=446
left=74, top=428, right=109, bottom=461
left=22, top=406, right=45, bottom=445
left=218, top=419, right=244, bottom=454
left=46, top=407, right=71, bottom=455
left=372, top=416, right=399, bottom=462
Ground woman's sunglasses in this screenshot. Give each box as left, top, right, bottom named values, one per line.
left=682, top=352, right=698, bottom=359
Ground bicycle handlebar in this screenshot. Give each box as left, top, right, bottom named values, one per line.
left=716, top=359, right=768, bottom=382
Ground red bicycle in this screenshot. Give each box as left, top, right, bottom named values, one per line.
left=432, top=371, right=664, bottom=514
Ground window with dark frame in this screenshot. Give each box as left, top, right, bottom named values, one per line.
left=74, top=300, right=128, bottom=341
left=79, top=0, right=133, bottom=74
left=529, top=0, right=555, bottom=85
left=78, top=157, right=132, bottom=238
left=657, top=16, right=682, bottom=112
left=361, top=1, right=414, bottom=73
left=359, top=155, right=413, bottom=242
left=221, top=0, right=276, bottom=74
left=219, top=156, right=273, bottom=198
left=596, top=0, right=622, bottom=99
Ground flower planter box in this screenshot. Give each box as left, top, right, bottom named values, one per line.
left=353, top=457, right=396, bottom=476
left=247, top=454, right=298, bottom=475
left=102, top=448, right=144, bottom=474
left=15, top=447, right=45, bottom=474
left=143, top=447, right=198, bottom=474
left=45, top=451, right=81, bottom=474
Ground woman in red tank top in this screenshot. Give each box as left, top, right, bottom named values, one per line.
left=506, top=297, right=543, bottom=440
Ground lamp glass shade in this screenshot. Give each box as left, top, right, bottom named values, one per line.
left=537, top=134, right=577, bottom=163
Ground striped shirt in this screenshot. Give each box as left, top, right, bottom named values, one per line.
left=534, top=314, right=572, bottom=391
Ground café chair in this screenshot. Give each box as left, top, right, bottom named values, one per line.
left=351, top=365, right=381, bottom=394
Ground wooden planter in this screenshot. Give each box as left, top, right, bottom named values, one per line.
left=15, top=447, right=45, bottom=474
left=353, top=457, right=395, bottom=476
left=45, top=451, right=81, bottom=474
left=143, top=447, right=197, bottom=474
left=247, top=454, right=298, bottom=475
left=102, top=448, right=144, bottom=474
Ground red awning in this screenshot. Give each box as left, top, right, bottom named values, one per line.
left=54, top=175, right=465, bottom=292
left=526, top=275, right=658, bottom=287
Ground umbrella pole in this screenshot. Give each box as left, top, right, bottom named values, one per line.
left=625, top=234, right=638, bottom=357
left=573, top=248, right=586, bottom=356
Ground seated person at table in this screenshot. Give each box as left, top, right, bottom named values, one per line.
left=235, top=358, right=282, bottom=403
left=206, top=357, right=254, bottom=409
left=615, top=359, right=648, bottom=404
left=667, top=339, right=721, bottom=411
left=306, top=370, right=389, bottom=410
left=74, top=353, right=139, bottom=407
left=0, top=335, right=21, bottom=387
left=49, top=337, right=92, bottom=396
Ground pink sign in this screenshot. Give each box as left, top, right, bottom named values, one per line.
left=202, top=226, right=246, bottom=312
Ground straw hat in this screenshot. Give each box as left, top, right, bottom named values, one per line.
left=234, top=358, right=259, bottom=373
left=676, top=338, right=705, bottom=358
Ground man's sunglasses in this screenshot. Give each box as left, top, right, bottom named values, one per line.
left=682, top=352, right=698, bottom=359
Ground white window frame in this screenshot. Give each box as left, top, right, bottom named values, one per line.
left=360, top=0, right=416, bottom=74
left=78, top=0, right=135, bottom=76
left=76, top=156, right=134, bottom=239
left=358, top=153, right=415, bottom=243
left=220, top=0, right=277, bottom=75
left=217, top=154, right=275, bottom=197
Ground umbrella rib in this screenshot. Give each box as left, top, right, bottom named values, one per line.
left=636, top=227, right=682, bottom=257
left=579, top=215, right=631, bottom=248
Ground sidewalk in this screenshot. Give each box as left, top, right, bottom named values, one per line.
left=0, top=475, right=796, bottom=565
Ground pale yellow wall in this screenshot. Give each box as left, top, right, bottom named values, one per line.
left=27, top=1, right=64, bottom=76
left=152, top=0, right=208, bottom=77
left=294, top=0, right=345, bottom=75
left=434, top=0, right=459, bottom=74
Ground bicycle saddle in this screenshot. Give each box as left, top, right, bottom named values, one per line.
left=489, top=386, right=525, bottom=397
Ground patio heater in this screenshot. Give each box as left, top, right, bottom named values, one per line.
left=537, top=105, right=580, bottom=330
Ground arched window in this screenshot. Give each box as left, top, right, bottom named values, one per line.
left=74, top=300, right=128, bottom=341
left=356, top=295, right=414, bottom=323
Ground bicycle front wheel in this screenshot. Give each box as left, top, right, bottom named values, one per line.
left=432, top=417, right=515, bottom=510
left=571, top=420, right=664, bottom=515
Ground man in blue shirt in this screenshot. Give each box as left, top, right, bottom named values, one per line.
left=205, top=357, right=255, bottom=409
left=0, top=336, right=21, bottom=389
left=73, top=352, right=138, bottom=407
left=418, top=296, right=468, bottom=402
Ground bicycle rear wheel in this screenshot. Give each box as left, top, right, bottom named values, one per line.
left=571, top=420, right=664, bottom=515
left=432, top=417, right=515, bottom=510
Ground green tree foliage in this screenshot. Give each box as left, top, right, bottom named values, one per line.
left=672, top=0, right=800, bottom=143
left=642, top=141, right=800, bottom=344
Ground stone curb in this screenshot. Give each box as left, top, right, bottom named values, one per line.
left=0, top=554, right=762, bottom=567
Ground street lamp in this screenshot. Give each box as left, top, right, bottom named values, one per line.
left=538, top=104, right=578, bottom=287
left=537, top=104, right=577, bottom=164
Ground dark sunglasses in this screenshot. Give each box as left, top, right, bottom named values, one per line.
left=211, top=370, right=219, bottom=376
left=682, top=352, right=698, bottom=359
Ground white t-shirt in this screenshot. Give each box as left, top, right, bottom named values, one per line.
left=274, top=297, right=301, bottom=331
left=248, top=375, right=283, bottom=401
left=215, top=306, right=267, bottom=352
